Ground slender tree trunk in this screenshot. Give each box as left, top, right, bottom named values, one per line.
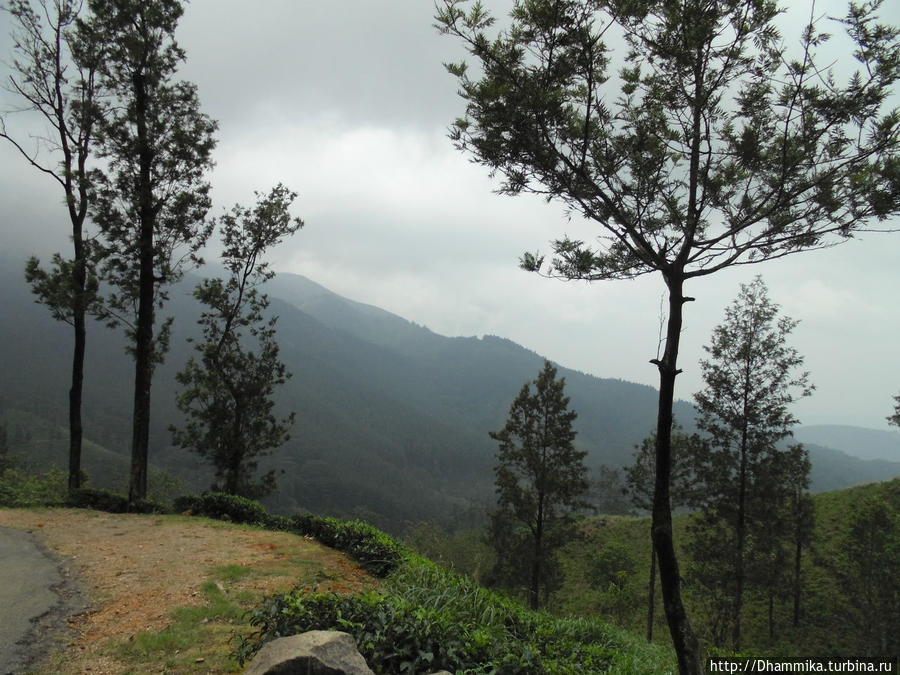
left=68, top=250, right=87, bottom=493
left=647, top=538, right=657, bottom=642
left=652, top=275, right=702, bottom=675
left=530, top=498, right=544, bottom=610
left=733, top=433, right=748, bottom=652
left=129, top=66, right=154, bottom=505
left=793, top=520, right=802, bottom=627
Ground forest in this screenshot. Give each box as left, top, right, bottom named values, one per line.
left=1, top=0, right=899, bottom=673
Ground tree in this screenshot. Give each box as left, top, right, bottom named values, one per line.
left=625, top=427, right=701, bottom=642
left=2, top=0, right=103, bottom=492
left=489, top=359, right=589, bottom=609
left=689, top=277, right=813, bottom=650
left=436, top=2, right=899, bottom=670
left=889, top=394, right=900, bottom=428
left=838, top=495, right=900, bottom=655
left=86, top=0, right=217, bottom=503
left=171, top=185, right=301, bottom=499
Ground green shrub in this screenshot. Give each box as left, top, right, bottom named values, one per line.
left=174, top=492, right=268, bottom=525
left=67, top=488, right=167, bottom=514
left=238, top=561, right=626, bottom=673
left=0, top=466, right=68, bottom=507
left=288, top=514, right=405, bottom=577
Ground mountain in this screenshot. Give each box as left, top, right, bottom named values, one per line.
left=2, top=255, right=899, bottom=530
left=795, top=424, right=900, bottom=462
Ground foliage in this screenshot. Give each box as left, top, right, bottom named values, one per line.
left=437, top=0, right=900, bottom=669
left=68, top=487, right=167, bottom=514
left=688, top=277, right=813, bottom=650
left=288, top=513, right=406, bottom=578
left=489, top=360, right=590, bottom=609
left=239, top=557, right=674, bottom=674
left=2, top=0, right=104, bottom=492
left=174, top=492, right=269, bottom=526
left=625, top=428, right=701, bottom=513
left=171, top=185, right=301, bottom=499
left=0, top=465, right=69, bottom=507
left=889, top=394, right=900, bottom=428
left=86, top=0, right=217, bottom=503
left=174, top=493, right=406, bottom=578
left=835, top=495, right=900, bottom=655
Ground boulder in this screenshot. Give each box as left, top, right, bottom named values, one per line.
left=243, top=630, right=374, bottom=675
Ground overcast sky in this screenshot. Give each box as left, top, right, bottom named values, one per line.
left=2, top=0, right=899, bottom=430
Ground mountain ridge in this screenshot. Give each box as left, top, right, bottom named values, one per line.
left=1, top=255, right=898, bottom=530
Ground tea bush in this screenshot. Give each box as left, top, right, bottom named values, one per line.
left=174, top=492, right=268, bottom=525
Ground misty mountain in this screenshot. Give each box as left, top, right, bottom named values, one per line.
left=2, top=254, right=899, bottom=531
left=795, top=425, right=900, bottom=462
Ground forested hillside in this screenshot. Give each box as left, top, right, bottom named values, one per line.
left=2, top=256, right=898, bottom=531
left=548, top=478, right=900, bottom=658
left=0, top=256, right=692, bottom=530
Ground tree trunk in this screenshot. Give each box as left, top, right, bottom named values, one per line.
left=653, top=275, right=702, bottom=675
left=733, top=431, right=748, bottom=652
left=647, top=538, right=657, bottom=642
left=129, top=65, right=154, bottom=505
left=68, top=252, right=87, bottom=493
left=793, top=521, right=802, bottom=627
left=530, top=497, right=544, bottom=610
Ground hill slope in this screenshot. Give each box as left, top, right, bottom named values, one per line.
left=2, top=255, right=899, bottom=529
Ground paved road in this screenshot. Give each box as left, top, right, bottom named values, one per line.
left=0, top=527, right=83, bottom=674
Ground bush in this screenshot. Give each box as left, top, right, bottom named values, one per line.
left=0, top=466, right=68, bottom=507
left=289, top=515, right=405, bottom=577
left=238, top=561, right=624, bottom=673
left=173, top=492, right=268, bottom=525
left=67, top=488, right=167, bottom=514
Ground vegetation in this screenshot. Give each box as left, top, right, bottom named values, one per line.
left=687, top=277, right=813, bottom=651
left=1, top=0, right=103, bottom=493
left=87, top=0, right=217, bottom=504
left=437, top=0, right=900, bottom=670
left=171, top=185, right=301, bottom=499
left=550, top=478, right=900, bottom=659
left=489, top=360, right=589, bottom=609
left=889, top=394, right=900, bottom=428
left=625, top=428, right=701, bottom=642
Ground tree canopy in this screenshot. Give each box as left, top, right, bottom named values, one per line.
left=489, top=359, right=589, bottom=609
left=437, top=1, right=899, bottom=671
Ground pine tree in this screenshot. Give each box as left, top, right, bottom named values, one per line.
left=86, top=0, right=217, bottom=503
left=437, top=2, right=899, bottom=670
left=171, top=185, right=301, bottom=499
left=689, top=277, right=813, bottom=651
left=489, top=360, right=589, bottom=610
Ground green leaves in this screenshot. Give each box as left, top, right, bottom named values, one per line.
left=171, top=186, right=300, bottom=500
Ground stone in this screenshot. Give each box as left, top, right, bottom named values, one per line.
left=243, top=630, right=375, bottom=675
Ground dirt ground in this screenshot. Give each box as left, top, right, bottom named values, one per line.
left=0, top=508, right=374, bottom=674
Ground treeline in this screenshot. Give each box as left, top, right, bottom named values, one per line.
left=2, top=0, right=300, bottom=504
left=407, top=278, right=898, bottom=660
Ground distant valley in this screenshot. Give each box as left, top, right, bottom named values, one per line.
left=1, top=255, right=898, bottom=531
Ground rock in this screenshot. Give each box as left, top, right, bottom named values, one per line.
left=243, top=630, right=374, bottom=675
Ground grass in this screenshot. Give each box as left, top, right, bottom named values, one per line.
left=111, top=561, right=325, bottom=673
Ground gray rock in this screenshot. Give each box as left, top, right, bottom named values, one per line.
left=243, top=630, right=374, bottom=675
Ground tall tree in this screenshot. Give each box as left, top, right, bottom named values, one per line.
left=87, top=0, right=216, bottom=503
left=689, top=277, right=813, bottom=651
left=838, top=495, right=900, bottom=655
left=436, top=2, right=899, bottom=670
left=625, top=427, right=700, bottom=642
left=171, top=185, right=301, bottom=499
left=2, top=0, right=103, bottom=492
left=489, top=359, right=589, bottom=610
left=889, top=394, right=900, bottom=428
